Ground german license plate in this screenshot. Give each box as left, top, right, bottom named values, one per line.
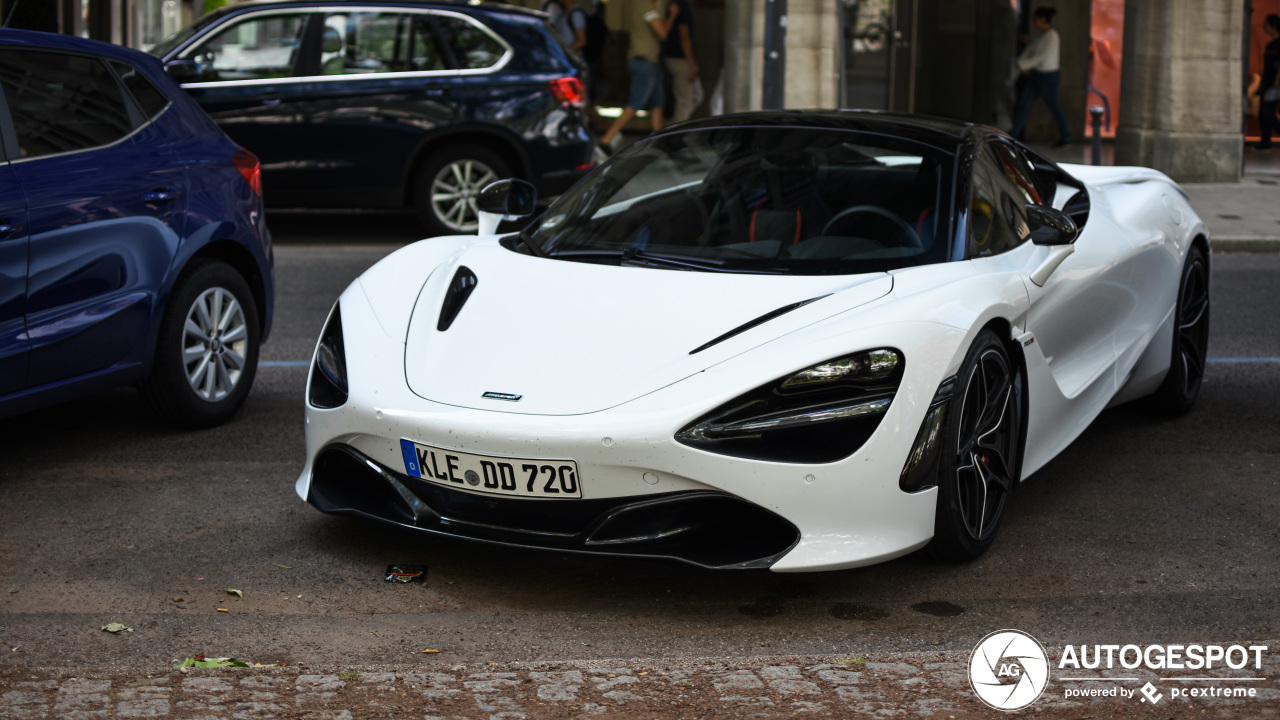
left=399, top=439, right=582, bottom=499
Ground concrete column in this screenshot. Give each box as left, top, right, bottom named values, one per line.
left=723, top=0, right=839, bottom=113
left=1115, top=0, right=1243, bottom=182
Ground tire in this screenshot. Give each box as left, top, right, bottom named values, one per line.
left=1149, top=244, right=1210, bottom=416
left=925, top=328, right=1024, bottom=562
left=412, top=144, right=511, bottom=236
left=140, top=260, right=260, bottom=428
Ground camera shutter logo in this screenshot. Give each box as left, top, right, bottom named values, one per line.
left=969, top=629, right=1050, bottom=711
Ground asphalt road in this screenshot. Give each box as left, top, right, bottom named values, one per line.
left=1, top=217, right=1277, bottom=676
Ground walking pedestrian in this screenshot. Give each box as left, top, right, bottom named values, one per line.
left=600, top=0, right=680, bottom=150
left=1252, top=13, right=1280, bottom=150
left=542, top=0, right=588, bottom=55
left=662, top=0, right=703, bottom=122
left=1010, top=6, right=1072, bottom=147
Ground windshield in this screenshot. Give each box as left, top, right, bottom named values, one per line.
left=525, top=127, right=953, bottom=275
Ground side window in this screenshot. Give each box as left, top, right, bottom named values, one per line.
left=317, top=12, right=446, bottom=75
left=109, top=61, right=170, bottom=119
left=0, top=50, right=134, bottom=159
left=968, top=142, right=1040, bottom=257
left=434, top=15, right=506, bottom=70
left=179, top=12, right=308, bottom=82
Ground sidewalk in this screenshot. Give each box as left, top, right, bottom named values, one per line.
left=1182, top=178, right=1280, bottom=252
left=4, top=652, right=1279, bottom=719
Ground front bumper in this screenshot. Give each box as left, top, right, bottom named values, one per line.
left=308, top=444, right=799, bottom=569
left=297, top=273, right=975, bottom=572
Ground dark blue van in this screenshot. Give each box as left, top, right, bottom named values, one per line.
left=151, top=1, right=596, bottom=236
left=0, top=29, right=273, bottom=427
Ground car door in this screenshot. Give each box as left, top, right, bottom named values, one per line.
left=173, top=9, right=312, bottom=199
left=0, top=48, right=188, bottom=388
left=0, top=157, right=27, bottom=397
left=279, top=8, right=461, bottom=206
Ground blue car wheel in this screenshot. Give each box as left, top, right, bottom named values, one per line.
left=141, top=260, right=261, bottom=427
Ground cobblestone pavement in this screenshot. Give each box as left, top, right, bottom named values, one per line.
left=5, top=654, right=1280, bottom=719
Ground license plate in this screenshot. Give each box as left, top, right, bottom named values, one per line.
left=399, top=439, right=582, bottom=499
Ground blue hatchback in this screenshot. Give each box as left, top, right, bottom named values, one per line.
left=0, top=29, right=274, bottom=427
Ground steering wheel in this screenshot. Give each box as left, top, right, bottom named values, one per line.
left=821, top=205, right=923, bottom=250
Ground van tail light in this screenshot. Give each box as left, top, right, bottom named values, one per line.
left=548, top=77, right=585, bottom=107
left=232, top=150, right=261, bottom=195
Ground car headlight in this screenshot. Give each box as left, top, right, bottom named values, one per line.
left=308, top=303, right=348, bottom=409
left=676, top=349, right=903, bottom=463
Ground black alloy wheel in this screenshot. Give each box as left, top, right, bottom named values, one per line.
left=926, top=328, right=1023, bottom=562
left=1151, top=244, right=1210, bottom=415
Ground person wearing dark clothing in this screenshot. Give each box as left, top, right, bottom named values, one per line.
left=1010, top=7, right=1071, bottom=146
left=662, top=0, right=703, bottom=122
left=1253, top=13, right=1280, bottom=149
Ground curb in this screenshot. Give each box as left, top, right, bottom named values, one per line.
left=1212, top=237, right=1280, bottom=252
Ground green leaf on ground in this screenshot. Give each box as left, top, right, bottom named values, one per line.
left=176, top=656, right=250, bottom=668
left=225, top=589, right=243, bottom=598
left=101, top=623, right=133, bottom=633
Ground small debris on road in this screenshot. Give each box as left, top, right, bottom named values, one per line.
left=217, top=608, right=229, bottom=613
left=177, top=653, right=249, bottom=668
left=101, top=623, right=132, bottom=633
left=273, top=564, right=292, bottom=569
left=226, top=589, right=243, bottom=598
left=384, top=564, right=427, bottom=583
left=421, top=649, right=442, bottom=654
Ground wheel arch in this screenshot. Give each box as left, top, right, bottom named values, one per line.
left=184, top=240, right=269, bottom=333
left=401, top=127, right=532, bottom=206
left=981, top=315, right=1032, bottom=485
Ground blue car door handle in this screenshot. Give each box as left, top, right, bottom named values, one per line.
left=142, top=188, right=177, bottom=203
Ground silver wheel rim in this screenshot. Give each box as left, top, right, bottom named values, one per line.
left=431, top=159, right=497, bottom=232
left=183, top=287, right=248, bottom=403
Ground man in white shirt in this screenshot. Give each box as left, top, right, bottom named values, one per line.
left=1010, top=7, right=1072, bottom=146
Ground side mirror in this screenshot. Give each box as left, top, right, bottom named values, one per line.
left=164, top=59, right=201, bottom=83
left=476, top=179, right=536, bottom=235
left=1026, top=204, right=1078, bottom=246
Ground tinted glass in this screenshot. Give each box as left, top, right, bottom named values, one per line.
left=968, top=142, right=1041, bottom=257
left=180, top=12, right=307, bottom=81
left=525, top=128, right=950, bottom=276
left=110, top=60, right=170, bottom=119
left=434, top=16, right=505, bottom=69
left=318, top=12, right=445, bottom=74
left=0, top=50, right=134, bottom=159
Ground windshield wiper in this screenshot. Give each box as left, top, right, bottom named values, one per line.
left=547, top=249, right=785, bottom=274
left=509, top=228, right=548, bottom=258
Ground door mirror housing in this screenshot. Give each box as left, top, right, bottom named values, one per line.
left=476, top=179, right=536, bottom=235
left=1026, top=204, right=1078, bottom=246
left=164, top=59, right=201, bottom=83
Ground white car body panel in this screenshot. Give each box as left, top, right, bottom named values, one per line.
left=297, top=159, right=1208, bottom=572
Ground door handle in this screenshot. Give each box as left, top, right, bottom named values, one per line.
left=142, top=188, right=177, bottom=204
left=262, top=98, right=282, bottom=105
left=0, top=220, right=16, bottom=236
left=424, top=88, right=444, bottom=97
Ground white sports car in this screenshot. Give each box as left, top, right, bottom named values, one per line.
left=296, top=112, right=1209, bottom=572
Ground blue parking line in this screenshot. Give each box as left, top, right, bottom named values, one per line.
left=259, top=360, right=311, bottom=368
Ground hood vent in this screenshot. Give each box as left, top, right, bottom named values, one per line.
left=689, top=294, right=831, bottom=355
left=437, top=266, right=478, bottom=331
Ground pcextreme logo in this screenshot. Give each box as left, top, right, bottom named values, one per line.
left=967, top=629, right=1270, bottom=710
